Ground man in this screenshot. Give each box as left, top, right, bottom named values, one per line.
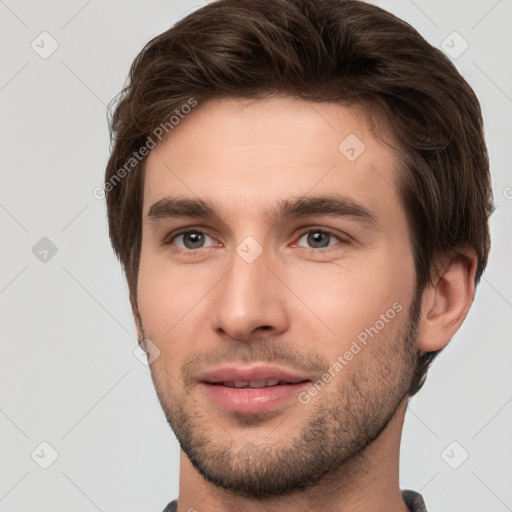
left=103, top=0, right=493, bottom=510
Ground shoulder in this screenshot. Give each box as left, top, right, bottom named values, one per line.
left=160, top=500, right=178, bottom=512
left=402, top=489, right=428, bottom=512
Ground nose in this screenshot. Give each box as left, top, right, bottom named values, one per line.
left=210, top=244, right=290, bottom=342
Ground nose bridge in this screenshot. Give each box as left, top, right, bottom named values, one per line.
left=211, top=237, right=289, bottom=340
left=224, top=241, right=272, bottom=314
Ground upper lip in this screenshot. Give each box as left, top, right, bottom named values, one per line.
left=198, top=364, right=312, bottom=384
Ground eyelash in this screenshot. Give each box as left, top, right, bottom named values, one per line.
left=165, top=227, right=347, bottom=253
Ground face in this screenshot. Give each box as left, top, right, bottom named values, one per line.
left=137, top=96, right=420, bottom=498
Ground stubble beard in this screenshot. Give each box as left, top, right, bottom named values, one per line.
left=148, top=292, right=421, bottom=500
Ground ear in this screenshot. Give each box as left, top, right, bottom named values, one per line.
left=417, top=249, right=478, bottom=353
left=130, top=293, right=145, bottom=344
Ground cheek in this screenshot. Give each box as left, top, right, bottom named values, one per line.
left=136, top=249, right=215, bottom=354
left=137, top=249, right=182, bottom=342
left=287, top=249, right=413, bottom=348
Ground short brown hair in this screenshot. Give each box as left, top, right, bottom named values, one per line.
left=104, top=0, right=493, bottom=395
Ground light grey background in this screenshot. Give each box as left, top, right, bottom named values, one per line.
left=1, top=0, right=511, bottom=511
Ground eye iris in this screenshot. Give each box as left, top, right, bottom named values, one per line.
left=308, top=231, right=330, bottom=248
left=183, top=232, right=204, bottom=249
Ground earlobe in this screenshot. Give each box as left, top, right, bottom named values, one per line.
left=417, top=250, right=477, bottom=353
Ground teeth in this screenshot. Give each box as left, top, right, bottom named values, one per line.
left=222, top=379, right=283, bottom=388
left=249, top=380, right=268, bottom=388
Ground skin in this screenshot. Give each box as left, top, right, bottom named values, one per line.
left=133, top=95, right=477, bottom=512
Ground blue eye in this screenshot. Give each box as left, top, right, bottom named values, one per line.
left=296, top=229, right=343, bottom=249
left=165, top=227, right=346, bottom=253
left=170, top=230, right=216, bottom=250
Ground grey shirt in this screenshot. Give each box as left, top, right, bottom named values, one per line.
left=162, top=489, right=428, bottom=511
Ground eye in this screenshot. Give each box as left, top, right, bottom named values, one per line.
left=167, top=230, right=218, bottom=250
left=295, top=229, right=346, bottom=250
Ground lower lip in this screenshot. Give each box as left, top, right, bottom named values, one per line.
left=200, top=382, right=310, bottom=414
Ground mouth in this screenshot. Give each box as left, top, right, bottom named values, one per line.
left=211, top=379, right=307, bottom=388
left=197, top=365, right=312, bottom=414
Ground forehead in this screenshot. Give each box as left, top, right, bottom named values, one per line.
left=142, top=96, right=402, bottom=224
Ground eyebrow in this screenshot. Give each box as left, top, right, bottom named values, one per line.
left=146, top=194, right=378, bottom=229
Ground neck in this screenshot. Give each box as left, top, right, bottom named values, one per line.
left=176, top=397, right=411, bottom=512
